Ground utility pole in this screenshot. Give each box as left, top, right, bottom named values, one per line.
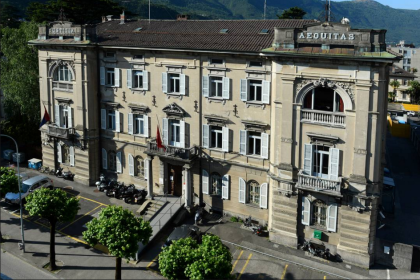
left=264, top=0, right=267, bottom=20
left=149, top=0, right=151, bottom=24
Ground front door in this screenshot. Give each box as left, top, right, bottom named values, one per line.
left=168, top=164, right=183, bottom=196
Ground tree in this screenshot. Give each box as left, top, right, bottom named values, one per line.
left=83, top=205, right=152, bottom=280
left=0, top=167, right=19, bottom=197
left=0, top=2, right=21, bottom=28
left=159, top=235, right=233, bottom=280
left=412, top=68, right=418, bottom=74
left=277, top=7, right=306, bottom=19
left=407, top=80, right=420, bottom=104
left=25, top=188, right=80, bottom=271
left=389, top=80, right=400, bottom=102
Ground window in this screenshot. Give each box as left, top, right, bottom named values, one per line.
left=162, top=118, right=186, bottom=148
left=170, top=119, right=181, bottom=147
left=61, top=144, right=70, bottom=164
left=313, top=145, right=330, bottom=179
left=136, top=156, right=144, bottom=177
left=211, top=173, right=222, bottom=196
left=403, top=79, right=408, bottom=86
left=407, top=59, right=412, bottom=64
left=239, top=130, right=269, bottom=159
left=169, top=74, right=180, bottom=93
left=108, top=151, right=116, bottom=171
left=54, top=65, right=72, bottom=82
left=240, top=79, right=270, bottom=104
left=162, top=73, right=185, bottom=95
left=403, top=92, right=407, bottom=99
left=249, top=61, right=263, bottom=67
left=249, top=80, right=263, bottom=102
left=134, top=114, right=145, bottom=135
left=312, top=200, right=327, bottom=228
left=303, top=144, right=340, bottom=181
left=55, top=105, right=72, bottom=128
left=106, top=68, right=115, bottom=86
left=302, top=197, right=337, bottom=232
left=304, top=88, right=344, bottom=113
left=210, top=58, right=224, bottom=65
left=202, top=76, right=230, bottom=99
left=210, top=126, right=223, bottom=149
left=248, top=180, right=260, bottom=205
left=248, top=132, right=262, bottom=156
left=210, top=77, right=223, bottom=97
left=133, top=54, right=143, bottom=60
left=105, top=52, right=115, bottom=58
left=399, top=50, right=402, bottom=54
left=108, top=110, right=116, bottom=130
left=133, top=71, right=143, bottom=89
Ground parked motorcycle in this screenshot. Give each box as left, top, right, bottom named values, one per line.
left=195, top=207, right=203, bottom=225
left=96, top=174, right=109, bottom=191
left=100, top=179, right=117, bottom=193
left=106, top=181, right=125, bottom=197
left=252, top=225, right=264, bottom=236
left=243, top=215, right=252, bottom=227
left=120, top=185, right=137, bottom=202
left=56, top=167, right=64, bottom=177
left=132, top=189, right=148, bottom=204
left=62, top=169, right=75, bottom=181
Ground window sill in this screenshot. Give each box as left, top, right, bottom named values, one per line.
left=166, top=93, right=184, bottom=99
left=308, top=225, right=331, bottom=233
left=133, top=176, right=146, bottom=182
left=245, top=101, right=266, bottom=109
left=245, top=203, right=263, bottom=209
left=131, top=88, right=146, bottom=92
left=52, top=88, right=73, bottom=93
left=244, top=154, right=265, bottom=160
left=206, top=97, right=227, bottom=104
left=208, top=147, right=225, bottom=152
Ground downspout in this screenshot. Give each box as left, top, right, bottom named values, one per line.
left=199, top=56, right=203, bottom=207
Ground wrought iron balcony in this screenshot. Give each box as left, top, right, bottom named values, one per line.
left=47, top=124, right=75, bottom=139
left=146, top=141, right=199, bottom=162
left=301, top=109, right=346, bottom=128
left=297, top=170, right=342, bottom=195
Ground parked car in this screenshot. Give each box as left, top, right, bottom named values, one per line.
left=5, top=175, right=53, bottom=205
left=162, top=225, right=201, bottom=248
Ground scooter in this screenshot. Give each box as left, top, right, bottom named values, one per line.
left=120, top=185, right=137, bottom=202
left=106, top=181, right=125, bottom=198
left=62, top=169, right=75, bottom=181
left=56, top=167, right=64, bottom=177
left=132, top=189, right=148, bottom=204
left=101, top=179, right=117, bottom=193
left=96, top=174, right=109, bottom=191
left=252, top=225, right=264, bottom=236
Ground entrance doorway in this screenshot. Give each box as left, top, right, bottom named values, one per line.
left=168, top=164, right=183, bottom=196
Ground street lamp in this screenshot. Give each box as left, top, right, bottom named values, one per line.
left=1, top=134, right=25, bottom=252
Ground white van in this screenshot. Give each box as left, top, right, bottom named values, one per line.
left=5, top=175, right=53, bottom=205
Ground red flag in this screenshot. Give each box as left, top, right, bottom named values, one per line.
left=156, top=126, right=165, bottom=150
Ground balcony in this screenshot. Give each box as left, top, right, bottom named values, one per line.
left=301, top=109, right=346, bottom=128
left=145, top=141, right=199, bottom=162
left=52, top=82, right=73, bottom=92
left=297, top=170, right=342, bottom=196
left=47, top=124, right=75, bottom=139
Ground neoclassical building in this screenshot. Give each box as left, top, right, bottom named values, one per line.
left=30, top=15, right=398, bottom=268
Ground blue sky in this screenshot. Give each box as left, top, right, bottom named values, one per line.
left=333, top=0, right=420, bottom=10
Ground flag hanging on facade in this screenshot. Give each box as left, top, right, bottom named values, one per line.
left=39, top=105, right=51, bottom=128
left=156, top=126, right=165, bottom=150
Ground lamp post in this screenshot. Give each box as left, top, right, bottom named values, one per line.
left=1, top=134, right=25, bottom=252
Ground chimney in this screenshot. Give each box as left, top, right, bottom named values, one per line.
left=106, top=15, right=113, bottom=21
left=177, top=14, right=189, bottom=21
left=120, top=10, right=125, bottom=24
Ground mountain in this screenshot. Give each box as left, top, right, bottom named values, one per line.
left=6, top=0, right=420, bottom=45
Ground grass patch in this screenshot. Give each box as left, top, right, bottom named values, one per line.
left=230, top=216, right=243, bottom=223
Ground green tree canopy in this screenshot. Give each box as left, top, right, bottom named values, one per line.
left=407, top=80, right=420, bottom=104
left=159, top=234, right=233, bottom=280
left=0, top=2, right=21, bottom=28
left=277, top=7, right=306, bottom=19
left=83, top=205, right=152, bottom=280
left=0, top=167, right=19, bottom=197
left=25, top=188, right=80, bottom=271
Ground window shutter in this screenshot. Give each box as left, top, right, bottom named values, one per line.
left=327, top=203, right=338, bottom=232
left=115, top=111, right=120, bottom=132
left=202, top=75, right=209, bottom=97
left=222, top=127, right=229, bottom=152
left=114, top=68, right=120, bottom=87
left=55, top=104, right=61, bottom=127
left=57, top=143, right=62, bottom=163
left=144, top=116, right=150, bottom=137
left=68, top=107, right=73, bottom=128
left=162, top=72, right=168, bottom=93
left=128, top=154, right=134, bottom=176
left=144, top=158, right=148, bottom=180
left=239, top=130, right=248, bottom=155
left=303, top=144, right=313, bottom=175
left=329, top=148, right=340, bottom=181
left=100, top=67, right=105, bottom=85
left=222, top=77, right=230, bottom=99
left=239, top=177, right=246, bottom=203
left=259, top=183, right=268, bottom=209
left=162, top=118, right=169, bottom=145
left=127, top=69, right=132, bottom=89
left=302, top=196, right=311, bottom=226
left=202, top=169, right=209, bottom=194
left=102, top=148, right=107, bottom=170
left=101, top=109, right=106, bottom=130
left=262, top=81, right=271, bottom=104
left=240, top=79, right=249, bottom=101
left=143, top=70, right=149, bottom=90
left=261, top=133, right=269, bottom=159
left=116, top=152, right=122, bottom=173
left=222, top=174, right=229, bottom=200
left=202, top=124, right=209, bottom=148
left=128, top=113, right=133, bottom=135
left=180, top=120, right=185, bottom=148
left=70, top=146, right=75, bottom=167
left=180, top=74, right=186, bottom=95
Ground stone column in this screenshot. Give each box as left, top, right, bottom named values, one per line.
left=184, top=165, right=191, bottom=207
left=146, top=156, right=154, bottom=199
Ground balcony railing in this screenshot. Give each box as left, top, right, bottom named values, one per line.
left=47, top=124, right=75, bottom=139
left=146, top=142, right=199, bottom=161
left=52, top=82, right=73, bottom=92
left=301, top=109, right=346, bottom=128
left=297, top=170, right=342, bottom=194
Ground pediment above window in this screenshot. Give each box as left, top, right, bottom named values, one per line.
left=162, top=103, right=185, bottom=118
left=204, top=114, right=228, bottom=126
left=55, top=97, right=73, bottom=105
left=241, top=120, right=269, bottom=132
left=101, top=101, right=120, bottom=110
left=307, top=132, right=339, bottom=144
left=128, top=103, right=149, bottom=114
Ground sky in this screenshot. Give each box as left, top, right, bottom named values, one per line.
left=333, top=0, right=420, bottom=10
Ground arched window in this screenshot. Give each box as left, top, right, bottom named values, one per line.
left=304, top=87, right=344, bottom=113
left=312, top=199, right=327, bottom=228
left=54, top=65, right=73, bottom=82
left=248, top=180, right=260, bottom=205
left=136, top=156, right=144, bottom=177
left=108, top=151, right=116, bottom=171
left=210, top=173, right=222, bottom=196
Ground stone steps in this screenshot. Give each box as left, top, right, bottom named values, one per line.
left=144, top=200, right=166, bottom=221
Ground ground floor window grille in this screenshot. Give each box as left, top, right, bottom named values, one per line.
left=312, top=199, right=327, bottom=228
left=248, top=180, right=260, bottom=205
left=211, top=173, right=222, bottom=196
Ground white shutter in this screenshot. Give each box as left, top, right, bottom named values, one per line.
left=102, top=148, right=107, bottom=170
left=144, top=159, right=148, bottom=180
left=114, top=68, right=120, bottom=87
left=303, top=144, right=313, bottom=175
left=127, top=69, right=132, bottom=89
left=180, top=120, right=185, bottom=148
left=240, top=79, right=249, bottom=101
left=202, top=124, right=209, bottom=148
left=162, top=72, right=168, bottom=93
left=180, top=74, right=186, bottom=95
left=100, top=67, right=105, bottom=85
left=222, top=127, right=229, bottom=152
left=128, top=154, right=134, bottom=176
left=162, top=118, right=169, bottom=145
left=143, top=70, right=149, bottom=90
left=202, top=169, right=209, bottom=194
left=68, top=107, right=73, bottom=128
left=57, top=143, right=62, bottom=163
left=144, top=116, right=149, bottom=137
left=222, top=174, right=229, bottom=200
left=327, top=203, right=338, bottom=232
left=239, top=130, right=248, bottom=155
left=302, top=196, right=311, bottom=226
left=261, top=133, right=269, bottom=159
left=222, top=77, right=230, bottom=99
left=329, top=148, right=340, bottom=181
left=202, top=75, right=209, bottom=97
left=262, top=81, right=271, bottom=104
left=115, top=111, right=120, bottom=132
left=239, top=177, right=246, bottom=203
left=55, top=104, right=61, bottom=127
left=69, top=146, right=74, bottom=167
left=259, top=183, right=268, bottom=209
left=116, top=152, right=122, bottom=173
left=128, top=113, right=133, bottom=135
left=101, top=109, right=106, bottom=130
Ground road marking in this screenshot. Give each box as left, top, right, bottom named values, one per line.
left=58, top=205, right=103, bottom=231
left=281, top=264, right=288, bottom=280
left=387, top=269, right=390, bottom=279
left=324, top=276, right=327, bottom=280
left=231, top=250, right=244, bottom=272
left=147, top=254, right=159, bottom=269
left=77, top=195, right=108, bottom=206
left=237, top=253, right=252, bottom=280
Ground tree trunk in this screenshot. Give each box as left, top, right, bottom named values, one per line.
left=115, top=257, right=122, bottom=280
left=49, top=219, right=57, bottom=271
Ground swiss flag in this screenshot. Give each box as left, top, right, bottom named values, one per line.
left=156, top=126, right=165, bottom=151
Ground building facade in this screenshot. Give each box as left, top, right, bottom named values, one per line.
left=388, top=66, right=416, bottom=103
left=30, top=16, right=398, bottom=268
left=390, top=41, right=420, bottom=78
